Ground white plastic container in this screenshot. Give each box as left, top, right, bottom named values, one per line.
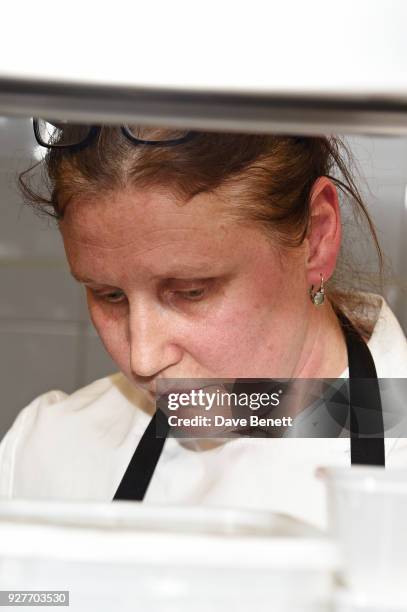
left=0, top=500, right=338, bottom=612
left=320, top=466, right=407, bottom=603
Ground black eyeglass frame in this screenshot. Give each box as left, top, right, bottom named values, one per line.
left=32, top=118, right=199, bottom=150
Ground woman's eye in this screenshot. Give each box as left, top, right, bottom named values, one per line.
left=175, top=288, right=206, bottom=301
left=95, top=290, right=126, bottom=303
left=90, top=285, right=209, bottom=305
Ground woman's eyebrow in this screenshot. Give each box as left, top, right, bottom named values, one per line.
left=151, top=263, right=216, bottom=279
left=69, top=264, right=222, bottom=284
left=69, top=270, right=95, bottom=283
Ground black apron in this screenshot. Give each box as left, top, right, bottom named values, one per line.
left=113, top=310, right=385, bottom=502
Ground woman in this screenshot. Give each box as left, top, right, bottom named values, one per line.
left=0, top=122, right=406, bottom=529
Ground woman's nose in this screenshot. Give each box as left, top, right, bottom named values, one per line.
left=128, top=299, right=182, bottom=378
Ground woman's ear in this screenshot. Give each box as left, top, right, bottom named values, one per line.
left=305, top=176, right=342, bottom=286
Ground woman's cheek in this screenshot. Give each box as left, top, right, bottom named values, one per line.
left=87, top=298, right=129, bottom=367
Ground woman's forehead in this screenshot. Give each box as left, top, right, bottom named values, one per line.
left=58, top=187, right=281, bottom=286
left=59, top=187, right=232, bottom=248
left=58, top=187, right=276, bottom=285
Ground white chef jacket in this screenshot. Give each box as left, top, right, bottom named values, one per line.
left=1, top=293, right=407, bottom=530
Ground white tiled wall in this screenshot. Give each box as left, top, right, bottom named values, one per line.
left=0, top=118, right=406, bottom=440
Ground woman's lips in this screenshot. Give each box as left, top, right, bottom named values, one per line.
left=143, top=383, right=231, bottom=400
left=147, top=385, right=226, bottom=398
left=148, top=388, right=198, bottom=397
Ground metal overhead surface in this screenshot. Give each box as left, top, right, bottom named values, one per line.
left=0, top=0, right=407, bottom=136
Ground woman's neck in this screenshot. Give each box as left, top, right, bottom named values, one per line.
left=293, top=300, right=349, bottom=379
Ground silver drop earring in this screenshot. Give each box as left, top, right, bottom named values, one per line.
left=309, top=273, right=325, bottom=306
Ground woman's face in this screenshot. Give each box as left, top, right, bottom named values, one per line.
left=60, top=187, right=314, bottom=396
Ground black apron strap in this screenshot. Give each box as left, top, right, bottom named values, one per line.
left=113, top=408, right=169, bottom=501
left=336, top=311, right=385, bottom=467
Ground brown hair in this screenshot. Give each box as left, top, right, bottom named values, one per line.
left=19, top=126, right=385, bottom=338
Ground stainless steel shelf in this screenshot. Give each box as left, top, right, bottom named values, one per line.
left=1, top=78, right=407, bottom=137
